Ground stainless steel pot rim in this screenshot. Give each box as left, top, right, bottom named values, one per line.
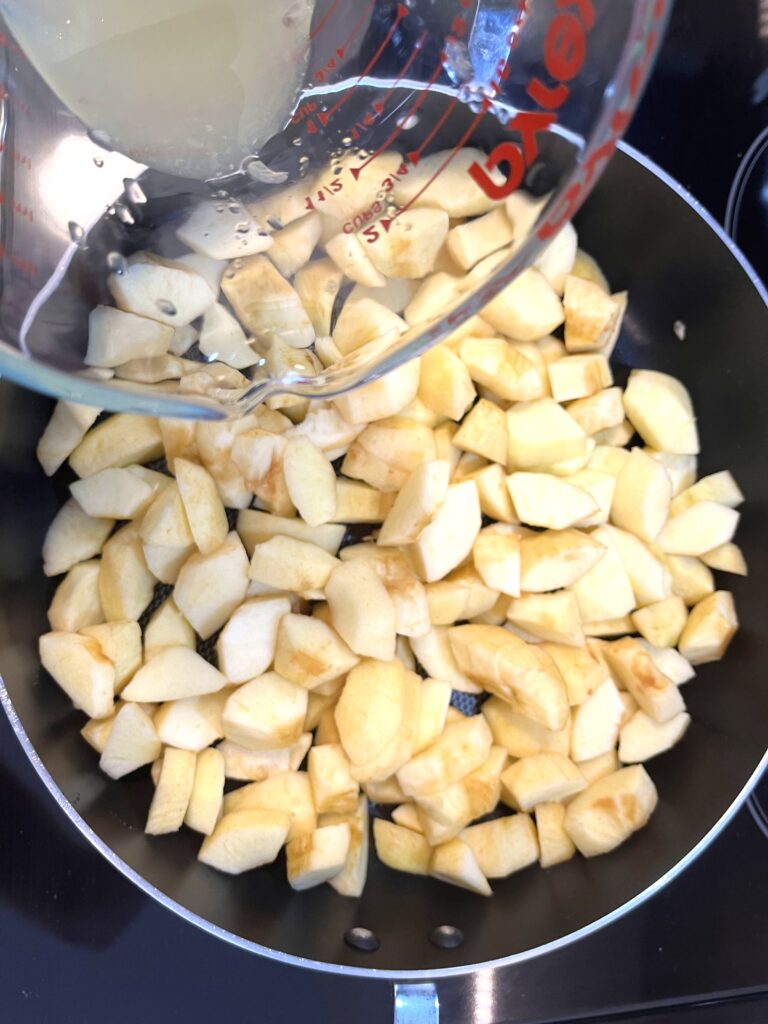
left=2, top=140, right=767, bottom=983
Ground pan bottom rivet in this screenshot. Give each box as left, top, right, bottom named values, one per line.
left=344, top=927, right=380, bottom=952
left=430, top=925, right=464, bottom=949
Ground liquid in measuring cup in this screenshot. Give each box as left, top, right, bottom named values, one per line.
left=0, top=0, right=667, bottom=417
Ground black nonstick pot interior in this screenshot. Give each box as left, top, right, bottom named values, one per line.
left=1, top=144, right=767, bottom=977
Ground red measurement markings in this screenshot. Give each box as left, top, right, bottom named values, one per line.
left=375, top=103, right=489, bottom=233
left=304, top=177, right=343, bottom=211
left=350, top=58, right=445, bottom=178
left=0, top=190, right=33, bottom=224
left=406, top=95, right=458, bottom=165
left=291, top=101, right=318, bottom=126
left=0, top=143, right=31, bottom=171
left=313, top=0, right=376, bottom=84
left=318, top=3, right=409, bottom=127
left=346, top=30, right=427, bottom=142
left=310, top=0, right=344, bottom=40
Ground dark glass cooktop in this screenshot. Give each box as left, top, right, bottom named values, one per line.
left=1, top=1, right=767, bottom=1020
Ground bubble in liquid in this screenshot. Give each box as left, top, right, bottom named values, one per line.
left=92, top=156, right=104, bottom=168
left=267, top=216, right=284, bottom=231
left=341, top=136, right=353, bottom=148
left=386, top=204, right=399, bottom=218
left=292, top=137, right=303, bottom=147
left=228, top=202, right=241, bottom=214
left=107, top=205, right=116, bottom=217
left=233, top=258, right=244, bottom=270
left=68, top=221, right=85, bottom=245
left=156, top=298, right=177, bottom=317
left=225, top=268, right=236, bottom=279
left=123, top=178, right=147, bottom=204
left=115, top=203, right=135, bottom=225
left=216, top=189, right=230, bottom=199
left=235, top=222, right=251, bottom=235
left=106, top=251, right=127, bottom=276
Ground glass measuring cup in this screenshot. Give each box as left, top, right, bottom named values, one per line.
left=0, top=0, right=669, bottom=419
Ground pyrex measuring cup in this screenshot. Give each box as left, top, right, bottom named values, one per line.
left=0, top=0, right=669, bottom=419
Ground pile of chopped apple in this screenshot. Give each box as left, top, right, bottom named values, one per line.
left=36, top=166, right=744, bottom=898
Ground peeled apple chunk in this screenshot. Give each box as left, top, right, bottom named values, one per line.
left=377, top=460, right=450, bottom=547
left=108, top=253, right=215, bottom=328
left=409, top=480, right=481, bottom=583
left=622, top=369, right=700, bottom=454
left=448, top=624, right=569, bottom=731
left=174, top=532, right=250, bottom=640
left=392, top=148, right=504, bottom=217
left=176, top=200, right=272, bottom=260
left=222, top=673, right=308, bottom=751
left=86, top=306, right=173, bottom=368
left=678, top=591, right=738, bottom=665
left=602, top=638, right=686, bottom=724
left=501, top=753, right=586, bottom=811
left=619, top=709, right=691, bottom=764
left=39, top=632, right=114, bottom=719
left=100, top=703, right=161, bottom=780
left=429, top=838, right=492, bottom=896
left=482, top=267, right=565, bottom=342
left=122, top=647, right=227, bottom=702
left=564, top=766, right=658, bottom=857
left=507, top=473, right=597, bottom=530
left=221, top=255, right=314, bottom=348
left=656, top=502, right=740, bottom=557
left=506, top=398, right=588, bottom=469
left=367, top=208, right=450, bottom=280
left=199, top=809, right=290, bottom=874
left=397, top=714, right=493, bottom=798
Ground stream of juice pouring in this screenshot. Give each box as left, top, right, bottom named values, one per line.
left=1, top=0, right=314, bottom=181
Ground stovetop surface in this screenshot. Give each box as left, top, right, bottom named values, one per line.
left=2, top=1, right=767, bottom=1021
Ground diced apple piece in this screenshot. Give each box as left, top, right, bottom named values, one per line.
left=623, top=369, right=699, bottom=455
left=397, top=715, right=492, bottom=797
left=409, top=480, right=481, bottom=583
left=701, top=541, right=747, bottom=576
left=70, top=467, right=155, bottom=521
left=142, top=541, right=194, bottom=586
left=425, top=563, right=498, bottom=626
left=662, top=553, right=715, bottom=606
left=417, top=344, right=476, bottom=420
left=589, top=445, right=631, bottom=477
left=175, top=532, right=250, bottom=639
left=109, top=251, right=215, bottom=327
left=612, top=448, right=672, bottom=543
left=392, top=148, right=501, bottom=215
left=460, top=337, right=545, bottom=402
left=237, top=509, right=344, bottom=557
left=293, top=258, right=343, bottom=337
left=374, top=818, right=431, bottom=875
left=281, top=437, right=336, bottom=528
left=567, top=387, right=625, bottom=436
left=453, top=398, right=507, bottom=465
left=466, top=463, right=515, bottom=523
left=335, top=660, right=419, bottom=782
left=154, top=691, right=227, bottom=752
left=221, top=255, right=314, bottom=348
left=231, top=430, right=294, bottom=516
left=363, top=774, right=406, bottom=805
left=410, top=626, right=479, bottom=694
left=286, top=823, right=351, bottom=891
left=507, top=592, right=584, bottom=647
left=657, top=502, right=740, bottom=557
left=334, top=357, right=422, bottom=424
left=326, top=231, right=385, bottom=286
left=597, top=525, right=671, bottom=607
left=637, top=641, right=695, bottom=685
left=248, top=535, right=339, bottom=598
left=391, top=802, right=424, bottom=833
left=325, top=560, right=396, bottom=661
left=333, top=296, right=406, bottom=357
left=321, top=795, right=370, bottom=897
left=98, top=703, right=160, bottom=780
left=482, top=267, right=564, bottom=342
left=266, top=212, right=321, bottom=277
left=274, top=613, right=359, bottom=689
left=99, top=523, right=156, bottom=622
left=548, top=353, right=612, bottom=402
left=42, top=499, right=113, bottom=577
left=39, top=632, right=114, bottom=719
left=330, top=479, right=391, bottom=524
left=507, top=473, right=596, bottom=531
left=564, top=765, right=657, bottom=856
left=619, top=710, right=690, bottom=764
left=367, top=208, right=449, bottom=279
left=69, top=414, right=163, bottom=478
left=174, top=458, right=228, bottom=555
left=223, top=672, right=307, bottom=751
left=414, top=744, right=506, bottom=840
left=461, top=814, right=539, bottom=878
left=403, top=272, right=461, bottom=327
left=570, top=679, right=624, bottom=762
left=568, top=526, right=636, bottom=622
left=308, top=743, right=359, bottom=815
left=217, top=737, right=310, bottom=781
left=185, top=747, right=226, bottom=835
left=563, top=275, right=623, bottom=352
left=47, top=561, right=103, bottom=632
left=603, top=637, right=686, bottom=723
left=176, top=199, right=271, bottom=259
left=377, top=460, right=450, bottom=547
left=506, top=398, right=588, bottom=469
left=535, top=802, right=576, bottom=867
left=450, top=624, right=569, bottom=730
left=37, top=401, right=101, bottom=476
left=81, top=620, right=141, bottom=692
left=447, top=206, right=515, bottom=270
left=577, top=749, right=621, bottom=785
left=223, top=770, right=315, bottom=841
left=145, top=747, right=197, bottom=835
left=678, top=591, right=738, bottom=665
left=199, top=808, right=290, bottom=873
left=412, top=678, right=452, bottom=754
left=341, top=444, right=407, bottom=492
left=140, top=483, right=194, bottom=550
left=583, top=617, right=635, bottom=638
left=670, top=470, right=744, bottom=517
left=571, top=249, right=610, bottom=291
left=429, top=838, right=492, bottom=896
left=534, top=221, right=578, bottom=294
left=539, top=644, right=610, bottom=707
left=354, top=417, right=437, bottom=476
left=472, top=530, right=521, bottom=596
left=86, top=306, right=172, bottom=368
left=519, top=529, right=605, bottom=593
left=196, top=302, right=258, bottom=369
left=81, top=713, right=115, bottom=755
left=482, top=696, right=571, bottom=758
left=144, top=599, right=196, bottom=659
left=501, top=753, right=585, bottom=811
left=122, top=647, right=226, bottom=702
left=631, top=596, right=688, bottom=648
